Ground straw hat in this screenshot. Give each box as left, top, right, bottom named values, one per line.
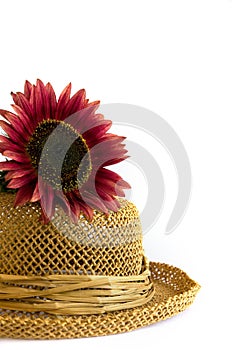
left=0, top=81, right=200, bottom=339
left=0, top=193, right=200, bottom=339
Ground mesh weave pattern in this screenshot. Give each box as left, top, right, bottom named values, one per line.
left=0, top=193, right=143, bottom=276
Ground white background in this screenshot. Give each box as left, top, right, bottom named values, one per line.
left=0, top=0, right=231, bottom=349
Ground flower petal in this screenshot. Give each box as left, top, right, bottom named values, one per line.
left=11, top=104, right=34, bottom=133
left=95, top=169, right=131, bottom=194
left=56, top=83, right=71, bottom=119
left=14, top=183, right=35, bottom=207
left=90, top=148, right=128, bottom=165
left=24, top=80, right=33, bottom=100
left=45, top=82, right=57, bottom=118
left=55, top=191, right=71, bottom=217
left=40, top=206, right=51, bottom=224
left=5, top=168, right=35, bottom=181
left=36, top=79, right=50, bottom=120
left=31, top=182, right=40, bottom=202
left=7, top=173, right=36, bottom=188
left=13, top=92, right=34, bottom=118
left=3, top=150, right=31, bottom=163
left=96, top=188, right=120, bottom=212
left=62, top=89, right=86, bottom=119
left=102, top=156, right=129, bottom=166
left=1, top=109, right=31, bottom=140
left=67, top=101, right=100, bottom=131
left=0, top=161, right=25, bottom=171
left=66, top=192, right=81, bottom=221
left=79, top=201, right=94, bottom=221
left=33, top=79, right=49, bottom=120
left=82, top=191, right=108, bottom=213
left=0, top=135, right=24, bottom=152
left=95, top=176, right=126, bottom=197
left=40, top=183, right=55, bottom=219
left=0, top=121, right=25, bottom=145
left=82, top=120, right=112, bottom=146
left=11, top=92, right=20, bottom=105
left=0, top=109, right=18, bottom=123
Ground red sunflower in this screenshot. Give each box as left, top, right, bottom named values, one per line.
left=0, top=80, right=130, bottom=223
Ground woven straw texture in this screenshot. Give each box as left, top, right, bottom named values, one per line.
left=0, top=193, right=143, bottom=277
left=0, top=258, right=155, bottom=315
left=0, top=193, right=200, bottom=339
left=0, top=262, right=200, bottom=339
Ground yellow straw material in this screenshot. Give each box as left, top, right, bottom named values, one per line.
left=0, top=259, right=155, bottom=315
left=0, top=193, right=200, bottom=339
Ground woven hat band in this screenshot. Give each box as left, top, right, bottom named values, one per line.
left=0, top=257, right=155, bottom=316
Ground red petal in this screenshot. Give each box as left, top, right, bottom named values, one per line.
left=96, top=168, right=131, bottom=191
left=66, top=192, right=81, bottom=221
left=40, top=184, right=55, bottom=219
left=33, top=79, right=49, bottom=121
left=84, top=114, right=108, bottom=130
left=82, top=120, right=112, bottom=147
left=102, top=156, right=129, bottom=166
left=11, top=92, right=20, bottom=105
left=14, top=183, right=35, bottom=207
left=86, top=131, right=127, bottom=159
left=95, top=133, right=126, bottom=145
left=86, top=101, right=100, bottom=110
left=34, top=82, right=43, bottom=118
left=1, top=109, right=31, bottom=139
left=79, top=201, right=94, bottom=221
left=28, top=86, right=40, bottom=123
left=95, top=188, right=119, bottom=210
left=7, top=173, right=36, bottom=188
left=0, top=121, right=25, bottom=145
left=95, top=177, right=126, bottom=197
left=24, top=80, right=33, bottom=100
left=3, top=150, right=30, bottom=163
left=56, top=83, right=72, bottom=119
left=97, top=167, right=123, bottom=182
left=62, top=89, right=86, bottom=119
left=82, top=191, right=108, bottom=213
left=116, top=178, right=131, bottom=189
left=14, top=92, right=34, bottom=119
left=67, top=101, right=100, bottom=131
left=36, top=79, right=50, bottom=120
left=90, top=148, right=128, bottom=164
left=55, top=191, right=71, bottom=217
left=40, top=206, right=50, bottom=224
left=5, top=168, right=34, bottom=181
left=11, top=104, right=34, bottom=133
left=0, top=161, right=25, bottom=171
left=45, top=83, right=57, bottom=118
left=0, top=109, right=18, bottom=123
left=0, top=136, right=24, bottom=153
left=31, top=182, right=40, bottom=202
left=68, top=191, right=93, bottom=221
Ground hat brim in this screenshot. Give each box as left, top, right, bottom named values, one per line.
left=0, top=262, right=200, bottom=339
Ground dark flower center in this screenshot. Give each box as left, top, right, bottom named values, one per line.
left=26, top=120, right=92, bottom=192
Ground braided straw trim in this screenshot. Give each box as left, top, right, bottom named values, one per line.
left=0, top=258, right=155, bottom=316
